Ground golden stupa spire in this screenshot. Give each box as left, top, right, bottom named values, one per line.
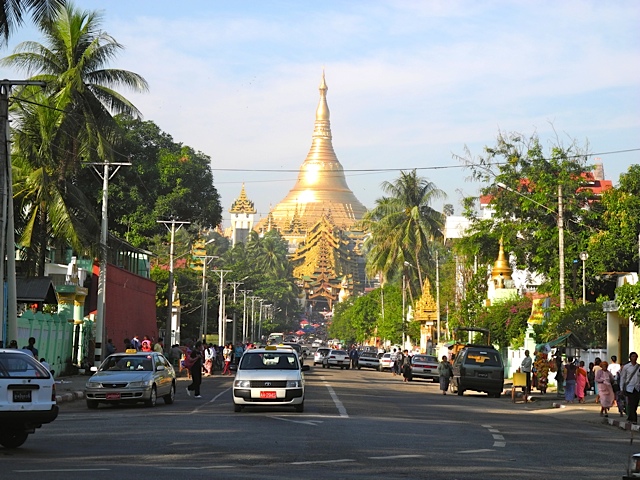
left=491, top=237, right=512, bottom=288
left=229, top=183, right=257, bottom=214
left=255, top=71, right=367, bottom=232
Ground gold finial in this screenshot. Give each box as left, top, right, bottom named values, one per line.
left=229, top=183, right=257, bottom=214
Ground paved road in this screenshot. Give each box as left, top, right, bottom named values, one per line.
left=1, top=367, right=632, bottom=479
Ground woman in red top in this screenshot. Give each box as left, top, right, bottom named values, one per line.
left=575, top=360, right=590, bottom=404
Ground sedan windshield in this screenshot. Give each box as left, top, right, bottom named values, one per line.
left=101, top=355, right=154, bottom=372
left=240, top=353, right=299, bottom=370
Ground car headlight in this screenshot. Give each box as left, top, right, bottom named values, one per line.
left=234, top=380, right=250, bottom=388
left=287, top=380, right=301, bottom=388
left=128, top=380, right=152, bottom=388
left=85, top=381, right=100, bottom=388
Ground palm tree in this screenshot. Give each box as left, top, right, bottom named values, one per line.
left=2, top=3, right=147, bottom=273
left=362, top=169, right=445, bottom=294
left=0, top=0, right=65, bottom=45
left=11, top=89, right=99, bottom=275
left=2, top=3, right=148, bottom=177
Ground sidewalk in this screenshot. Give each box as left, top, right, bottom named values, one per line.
left=507, top=382, right=636, bottom=431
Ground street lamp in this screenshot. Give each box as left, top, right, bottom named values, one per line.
left=579, top=251, right=589, bottom=305
left=496, top=182, right=566, bottom=309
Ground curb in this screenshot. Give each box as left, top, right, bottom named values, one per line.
left=607, top=417, right=640, bottom=431
left=56, top=390, right=84, bottom=404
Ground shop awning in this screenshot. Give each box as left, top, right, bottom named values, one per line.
left=16, top=277, right=58, bottom=304
left=535, top=331, right=588, bottom=353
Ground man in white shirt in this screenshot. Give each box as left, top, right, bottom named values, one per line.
left=620, top=352, right=640, bottom=423
left=608, top=355, right=621, bottom=377
left=521, top=350, right=533, bottom=396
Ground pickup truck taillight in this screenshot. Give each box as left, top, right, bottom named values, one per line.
left=52, top=383, right=56, bottom=402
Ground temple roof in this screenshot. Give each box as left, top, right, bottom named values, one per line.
left=229, top=184, right=257, bottom=214
left=256, top=72, right=367, bottom=233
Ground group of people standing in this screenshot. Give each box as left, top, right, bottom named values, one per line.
left=560, top=352, right=632, bottom=421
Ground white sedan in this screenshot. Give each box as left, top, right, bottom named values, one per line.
left=322, top=349, right=350, bottom=369
left=233, top=346, right=309, bottom=412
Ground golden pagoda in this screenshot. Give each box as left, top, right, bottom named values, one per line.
left=291, top=215, right=357, bottom=311
left=491, top=237, right=512, bottom=289
left=256, top=72, right=367, bottom=238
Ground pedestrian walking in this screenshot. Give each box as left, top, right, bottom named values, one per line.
left=186, top=341, right=203, bottom=398
left=401, top=350, right=412, bottom=382
left=620, top=352, right=640, bottom=423
left=222, top=343, right=233, bottom=375
left=437, top=355, right=453, bottom=395
left=564, top=357, right=577, bottom=403
left=203, top=343, right=215, bottom=375
left=596, top=360, right=615, bottom=417
left=23, top=337, right=38, bottom=358
left=576, top=360, right=589, bottom=404
left=615, top=367, right=626, bottom=418
left=391, top=348, right=399, bottom=376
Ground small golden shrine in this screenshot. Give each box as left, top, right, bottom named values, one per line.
left=413, top=277, right=437, bottom=352
left=491, top=237, right=512, bottom=289
left=229, top=183, right=257, bottom=215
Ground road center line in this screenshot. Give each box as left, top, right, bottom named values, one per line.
left=368, top=455, right=424, bottom=460
left=190, top=387, right=230, bottom=414
left=321, top=376, right=349, bottom=418
left=291, top=459, right=355, bottom=465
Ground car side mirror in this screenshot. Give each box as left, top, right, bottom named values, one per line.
left=301, top=365, right=310, bottom=371
left=157, top=365, right=165, bottom=371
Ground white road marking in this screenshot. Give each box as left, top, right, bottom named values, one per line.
left=492, top=434, right=505, bottom=440
left=321, top=376, right=349, bottom=418
left=291, top=459, right=355, bottom=465
left=190, top=387, right=230, bottom=414
left=457, top=449, right=494, bottom=454
left=493, top=441, right=507, bottom=448
left=481, top=424, right=493, bottom=428
left=368, top=455, right=424, bottom=460
left=488, top=428, right=500, bottom=433
left=271, top=416, right=324, bottom=426
left=16, top=469, right=110, bottom=473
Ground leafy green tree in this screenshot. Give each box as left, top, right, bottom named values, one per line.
left=362, top=169, right=445, bottom=296
left=533, top=299, right=607, bottom=348
left=475, top=294, right=531, bottom=349
left=457, top=131, right=597, bottom=301
left=588, top=165, right=640, bottom=294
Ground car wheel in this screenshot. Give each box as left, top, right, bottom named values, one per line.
left=457, top=387, right=464, bottom=396
left=0, top=430, right=29, bottom=449
left=346, top=365, right=350, bottom=370
left=357, top=366, right=361, bottom=370
left=163, top=383, right=175, bottom=404
left=145, top=385, right=157, bottom=407
left=492, top=391, right=502, bottom=398
left=294, top=402, right=304, bottom=413
left=233, top=403, right=242, bottom=412
left=378, top=365, right=383, bottom=372
left=86, top=399, right=99, bottom=409
left=340, top=366, right=344, bottom=370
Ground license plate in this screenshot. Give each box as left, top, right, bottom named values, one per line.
left=260, top=391, right=277, bottom=399
left=424, top=369, right=431, bottom=373
left=477, top=373, right=488, bottom=378
left=106, top=392, right=121, bottom=400
left=13, top=390, right=31, bottom=402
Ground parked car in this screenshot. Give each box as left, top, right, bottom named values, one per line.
left=379, top=352, right=394, bottom=371
left=323, top=349, right=350, bottom=369
left=233, top=345, right=309, bottom=412
left=451, top=345, right=504, bottom=397
left=357, top=351, right=381, bottom=370
left=84, top=351, right=176, bottom=409
left=411, top=354, right=439, bottom=382
left=314, top=347, right=331, bottom=366
left=0, top=348, right=59, bottom=448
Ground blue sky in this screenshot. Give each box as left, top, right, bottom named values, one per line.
left=3, top=1, right=639, bottom=227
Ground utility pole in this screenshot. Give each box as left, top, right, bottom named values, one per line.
left=212, top=269, right=232, bottom=345
left=158, top=219, right=190, bottom=353
left=229, top=281, right=244, bottom=345
left=558, top=185, right=565, bottom=310
left=196, top=254, right=218, bottom=342
left=92, top=161, right=130, bottom=365
left=241, top=289, right=252, bottom=342
left=249, top=296, right=260, bottom=342
left=1, top=80, right=45, bottom=346
left=436, top=250, right=441, bottom=347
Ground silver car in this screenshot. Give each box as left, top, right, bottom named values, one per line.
left=84, top=352, right=176, bottom=409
